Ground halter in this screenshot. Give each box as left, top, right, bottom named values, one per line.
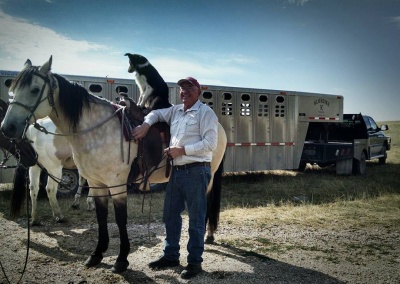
left=10, top=71, right=57, bottom=138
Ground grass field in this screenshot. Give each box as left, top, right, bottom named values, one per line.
left=0, top=121, right=399, bottom=227
left=220, top=120, right=400, bottom=228
left=0, top=121, right=398, bottom=283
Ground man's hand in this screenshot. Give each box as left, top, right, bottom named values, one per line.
left=164, top=146, right=186, bottom=159
left=132, top=123, right=151, bottom=143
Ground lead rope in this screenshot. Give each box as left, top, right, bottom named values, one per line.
left=120, top=108, right=125, bottom=163
left=0, top=166, right=30, bottom=284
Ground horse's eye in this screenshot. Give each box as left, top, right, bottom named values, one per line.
left=31, top=87, right=40, bottom=94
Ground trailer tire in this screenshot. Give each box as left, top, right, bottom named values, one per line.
left=57, top=168, right=79, bottom=198
left=378, top=146, right=387, bottom=165
left=353, top=151, right=366, bottom=175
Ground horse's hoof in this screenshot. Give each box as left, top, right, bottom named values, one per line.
left=111, top=261, right=129, bottom=273
left=84, top=255, right=103, bottom=267
left=205, top=236, right=214, bottom=244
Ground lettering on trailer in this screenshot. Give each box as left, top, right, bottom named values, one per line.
left=314, top=98, right=330, bottom=107
left=0, top=70, right=19, bottom=76
left=227, top=142, right=295, bottom=147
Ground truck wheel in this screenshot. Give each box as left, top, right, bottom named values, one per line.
left=57, top=168, right=79, bottom=198
left=379, top=146, right=387, bottom=165
left=353, top=151, right=367, bottom=175
left=298, top=161, right=307, bottom=172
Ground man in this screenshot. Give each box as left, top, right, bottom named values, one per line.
left=132, top=77, right=218, bottom=279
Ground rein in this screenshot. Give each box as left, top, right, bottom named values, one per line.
left=70, top=154, right=169, bottom=196
left=33, top=107, right=123, bottom=137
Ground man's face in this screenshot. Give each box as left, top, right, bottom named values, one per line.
left=179, top=83, right=200, bottom=110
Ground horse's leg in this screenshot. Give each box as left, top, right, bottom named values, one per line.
left=205, top=160, right=224, bottom=244
left=46, top=168, right=65, bottom=222
left=71, top=176, right=83, bottom=209
left=28, top=166, right=41, bottom=226
left=10, top=165, right=27, bottom=220
left=86, top=188, right=95, bottom=211
left=111, top=189, right=130, bottom=273
left=72, top=176, right=93, bottom=210
left=84, top=188, right=109, bottom=268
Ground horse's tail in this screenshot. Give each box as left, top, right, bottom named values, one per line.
left=206, top=156, right=224, bottom=233
left=10, top=165, right=27, bottom=219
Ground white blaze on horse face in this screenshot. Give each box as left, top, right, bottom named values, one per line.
left=1, top=83, right=36, bottom=137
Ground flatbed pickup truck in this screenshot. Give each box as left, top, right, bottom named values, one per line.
left=300, top=113, right=391, bottom=175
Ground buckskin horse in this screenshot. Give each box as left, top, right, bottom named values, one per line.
left=1, top=56, right=227, bottom=273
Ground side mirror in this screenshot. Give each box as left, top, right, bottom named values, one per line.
left=380, top=125, right=389, bottom=131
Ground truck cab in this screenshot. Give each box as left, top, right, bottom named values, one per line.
left=359, top=114, right=391, bottom=160
left=301, top=113, right=391, bottom=175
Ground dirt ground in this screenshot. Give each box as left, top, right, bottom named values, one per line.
left=1, top=210, right=399, bottom=284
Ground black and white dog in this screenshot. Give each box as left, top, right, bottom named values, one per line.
left=124, top=53, right=171, bottom=111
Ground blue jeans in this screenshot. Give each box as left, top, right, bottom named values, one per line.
left=162, top=165, right=211, bottom=265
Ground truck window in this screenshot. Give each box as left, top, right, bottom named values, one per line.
left=363, top=116, right=372, bottom=130
left=363, top=116, right=377, bottom=131
left=368, top=117, right=378, bottom=131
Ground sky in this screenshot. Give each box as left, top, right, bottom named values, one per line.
left=0, top=0, right=399, bottom=121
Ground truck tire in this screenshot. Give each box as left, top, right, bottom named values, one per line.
left=57, top=168, right=79, bottom=198
left=379, top=146, right=387, bottom=165
left=353, top=151, right=366, bottom=175
left=298, top=161, right=307, bottom=172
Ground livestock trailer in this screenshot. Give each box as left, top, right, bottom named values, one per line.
left=0, top=70, right=343, bottom=183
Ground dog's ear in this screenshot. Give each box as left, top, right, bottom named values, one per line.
left=125, top=53, right=134, bottom=60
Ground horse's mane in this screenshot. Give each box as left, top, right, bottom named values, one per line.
left=54, top=74, right=113, bottom=132
left=54, top=74, right=93, bottom=131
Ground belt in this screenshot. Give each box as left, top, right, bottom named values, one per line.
left=174, top=162, right=211, bottom=171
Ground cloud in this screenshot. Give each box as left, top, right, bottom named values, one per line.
left=287, top=0, right=311, bottom=6
left=389, top=16, right=400, bottom=29
left=0, top=10, right=119, bottom=76
left=147, top=51, right=256, bottom=86
left=0, top=9, right=255, bottom=87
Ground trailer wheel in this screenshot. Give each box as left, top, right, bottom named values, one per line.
left=57, top=169, right=79, bottom=198
left=378, top=146, right=387, bottom=165
left=353, top=151, right=367, bottom=175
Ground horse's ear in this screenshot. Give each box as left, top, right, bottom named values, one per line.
left=39, top=55, right=53, bottom=74
left=24, top=59, right=32, bottom=69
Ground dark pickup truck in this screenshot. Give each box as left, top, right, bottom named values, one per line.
left=300, top=113, right=391, bottom=175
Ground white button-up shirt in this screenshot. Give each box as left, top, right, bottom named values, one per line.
left=144, top=100, right=218, bottom=166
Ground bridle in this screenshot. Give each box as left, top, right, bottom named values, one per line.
left=9, top=71, right=57, bottom=138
